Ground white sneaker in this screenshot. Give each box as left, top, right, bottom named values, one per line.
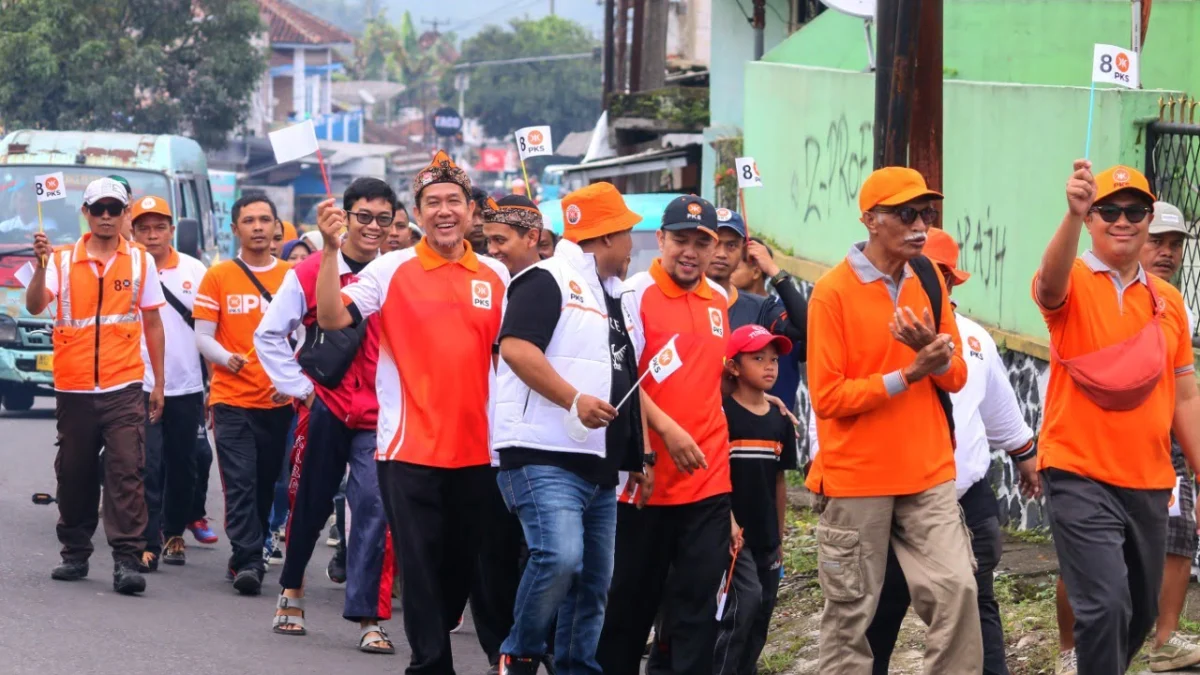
left=326, top=524, right=340, bottom=548
left=1056, top=648, right=1077, bottom=675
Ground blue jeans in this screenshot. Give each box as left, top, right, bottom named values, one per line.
left=266, top=413, right=299, bottom=542
left=497, top=465, right=616, bottom=675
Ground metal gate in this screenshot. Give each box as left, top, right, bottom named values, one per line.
left=1145, top=118, right=1200, bottom=337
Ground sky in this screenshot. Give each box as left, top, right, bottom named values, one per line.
left=380, top=0, right=605, bottom=38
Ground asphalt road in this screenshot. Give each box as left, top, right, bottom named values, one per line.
left=0, top=400, right=491, bottom=675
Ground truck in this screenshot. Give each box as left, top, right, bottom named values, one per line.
left=0, top=130, right=218, bottom=411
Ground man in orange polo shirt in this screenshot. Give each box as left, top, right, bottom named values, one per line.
left=598, top=195, right=732, bottom=675
left=315, top=150, right=509, bottom=675
left=805, top=167, right=979, bottom=673
left=1035, top=162, right=1200, bottom=675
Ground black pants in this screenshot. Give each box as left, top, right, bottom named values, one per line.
left=712, top=546, right=782, bottom=675
left=378, top=461, right=495, bottom=675
left=1045, top=468, right=1170, bottom=675
left=866, top=478, right=1007, bottom=675
left=212, top=404, right=293, bottom=574
left=469, top=468, right=524, bottom=666
left=191, top=424, right=213, bottom=522
left=142, top=392, right=204, bottom=554
left=599, top=495, right=732, bottom=675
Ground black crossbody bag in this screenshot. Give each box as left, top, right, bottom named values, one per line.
left=161, top=285, right=209, bottom=387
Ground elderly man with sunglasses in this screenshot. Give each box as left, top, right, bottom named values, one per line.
left=806, top=167, right=980, bottom=673
left=1036, top=163, right=1200, bottom=675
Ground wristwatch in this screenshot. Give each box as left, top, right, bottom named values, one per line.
left=643, top=451, right=657, bottom=467
left=771, top=270, right=791, bottom=285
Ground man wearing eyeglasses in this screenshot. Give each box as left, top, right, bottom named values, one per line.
left=26, top=177, right=167, bottom=596
left=255, top=177, right=396, bottom=653
left=806, top=167, right=980, bottom=672
left=1037, top=164, right=1200, bottom=675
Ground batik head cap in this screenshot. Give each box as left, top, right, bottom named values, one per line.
left=482, top=195, right=543, bottom=230
left=412, top=149, right=472, bottom=200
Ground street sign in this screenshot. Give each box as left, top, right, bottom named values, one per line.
left=734, top=157, right=763, bottom=189
left=432, top=107, right=464, bottom=137
left=33, top=172, right=66, bottom=202
left=515, top=125, right=554, bottom=160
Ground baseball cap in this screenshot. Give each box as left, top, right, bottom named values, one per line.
left=131, top=195, right=172, bottom=222
left=561, top=182, right=642, bottom=243
left=661, top=195, right=717, bottom=237
left=714, top=208, right=746, bottom=238
left=107, top=175, right=132, bottom=199
left=726, top=324, right=793, bottom=360
left=83, top=177, right=130, bottom=206
left=1093, top=165, right=1155, bottom=203
left=923, top=227, right=971, bottom=286
left=1149, top=201, right=1194, bottom=238
left=859, top=167, right=943, bottom=212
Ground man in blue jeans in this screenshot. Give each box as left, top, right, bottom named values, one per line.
left=492, top=182, right=651, bottom=675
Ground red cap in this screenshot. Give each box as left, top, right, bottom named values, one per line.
left=725, top=324, right=793, bottom=360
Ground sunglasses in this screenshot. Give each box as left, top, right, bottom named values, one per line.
left=876, top=205, right=940, bottom=225
left=347, top=211, right=394, bottom=227
left=1089, top=204, right=1152, bottom=224
left=87, top=202, right=126, bottom=218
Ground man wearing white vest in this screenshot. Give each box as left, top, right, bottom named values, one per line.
left=492, top=182, right=652, bottom=675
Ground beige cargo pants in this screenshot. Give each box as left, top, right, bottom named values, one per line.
left=814, top=480, right=983, bottom=674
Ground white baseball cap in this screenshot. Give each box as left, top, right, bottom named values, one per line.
left=82, top=177, right=130, bottom=206
left=1149, top=201, right=1194, bottom=238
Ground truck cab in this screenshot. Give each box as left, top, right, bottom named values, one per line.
left=0, top=131, right=216, bottom=411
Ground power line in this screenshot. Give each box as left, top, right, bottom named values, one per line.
left=446, top=0, right=543, bottom=33
left=452, top=51, right=594, bottom=70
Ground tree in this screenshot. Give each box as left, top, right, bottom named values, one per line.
left=452, top=16, right=601, bottom=144
left=0, top=0, right=267, bottom=149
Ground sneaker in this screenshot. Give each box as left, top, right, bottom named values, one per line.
left=269, top=528, right=285, bottom=565
left=498, top=655, right=539, bottom=675
left=1150, top=633, right=1200, bottom=672
left=188, top=519, right=219, bottom=544
left=137, top=550, right=159, bottom=574
left=450, top=614, right=464, bottom=634
left=326, top=545, right=347, bottom=584
left=113, top=562, right=146, bottom=595
left=51, top=559, right=89, bottom=581
left=1056, top=648, right=1077, bottom=675
left=225, top=567, right=235, bottom=582
left=326, top=524, right=340, bottom=547
left=233, top=568, right=262, bottom=596
left=162, top=536, right=186, bottom=566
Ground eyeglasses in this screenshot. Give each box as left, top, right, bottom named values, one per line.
left=87, top=202, right=126, bottom=218
left=347, top=211, right=394, bottom=227
left=876, top=205, right=940, bottom=225
left=1089, top=204, right=1152, bottom=224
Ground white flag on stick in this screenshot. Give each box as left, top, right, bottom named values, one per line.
left=1092, top=44, right=1139, bottom=90
left=33, top=172, right=66, bottom=203
left=269, top=120, right=321, bottom=164
left=734, top=157, right=763, bottom=189
left=648, top=336, right=683, bottom=384
left=515, top=125, right=554, bottom=160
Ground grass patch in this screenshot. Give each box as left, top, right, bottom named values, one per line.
left=995, top=573, right=1060, bottom=675
left=1005, top=526, right=1053, bottom=545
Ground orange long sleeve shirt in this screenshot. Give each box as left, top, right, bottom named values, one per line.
left=805, top=244, right=968, bottom=497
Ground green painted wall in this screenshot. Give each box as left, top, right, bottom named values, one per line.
left=765, top=0, right=1200, bottom=96
left=742, top=62, right=1168, bottom=341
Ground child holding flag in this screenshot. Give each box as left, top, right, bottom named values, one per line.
left=713, top=325, right=798, bottom=675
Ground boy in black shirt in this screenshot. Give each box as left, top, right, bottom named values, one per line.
left=715, top=324, right=798, bottom=675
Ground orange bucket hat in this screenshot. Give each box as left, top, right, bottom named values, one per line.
left=561, top=183, right=642, bottom=243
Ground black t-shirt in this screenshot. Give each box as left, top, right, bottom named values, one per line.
left=497, top=268, right=639, bottom=488
left=725, top=394, right=798, bottom=553
left=344, top=256, right=369, bottom=275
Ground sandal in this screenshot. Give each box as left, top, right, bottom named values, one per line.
left=272, top=594, right=306, bottom=636
left=359, top=624, right=395, bottom=654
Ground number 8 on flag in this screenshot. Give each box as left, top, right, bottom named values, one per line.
left=1092, top=44, right=1139, bottom=90
left=34, top=172, right=67, bottom=202
left=734, top=157, right=763, bottom=189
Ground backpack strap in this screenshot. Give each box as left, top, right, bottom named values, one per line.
left=908, top=255, right=956, bottom=443
left=232, top=258, right=274, bottom=303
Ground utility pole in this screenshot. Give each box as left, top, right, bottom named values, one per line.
left=616, top=0, right=629, bottom=94
left=752, top=0, right=766, bottom=60
left=872, top=0, right=919, bottom=170
left=909, top=0, right=943, bottom=192
left=630, top=0, right=645, bottom=92
left=421, top=17, right=450, bottom=35
left=549, top=0, right=555, bottom=15
left=638, top=0, right=668, bottom=91
left=603, top=0, right=616, bottom=102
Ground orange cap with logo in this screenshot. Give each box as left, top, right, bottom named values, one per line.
left=1093, top=165, right=1155, bottom=203
left=561, top=182, right=643, bottom=243
left=859, top=167, right=944, bottom=212
left=131, top=195, right=173, bottom=222
left=923, top=227, right=971, bottom=286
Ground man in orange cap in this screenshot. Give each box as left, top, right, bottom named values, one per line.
left=1035, top=162, right=1200, bottom=675
left=861, top=227, right=1037, bottom=675
left=315, top=149, right=510, bottom=675
left=806, top=167, right=979, bottom=672
left=491, top=181, right=649, bottom=675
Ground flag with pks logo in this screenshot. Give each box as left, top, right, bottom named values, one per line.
left=648, top=336, right=683, bottom=383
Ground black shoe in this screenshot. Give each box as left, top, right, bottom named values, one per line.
left=113, top=562, right=146, bottom=595
left=51, top=559, right=89, bottom=581
left=326, top=544, right=347, bottom=584
left=499, top=655, right=539, bottom=675
left=233, top=568, right=262, bottom=596
left=162, top=537, right=186, bottom=566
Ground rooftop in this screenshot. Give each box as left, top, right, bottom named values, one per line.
left=257, top=0, right=354, bottom=46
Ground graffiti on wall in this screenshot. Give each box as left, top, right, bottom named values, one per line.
left=794, top=115, right=873, bottom=223
left=953, top=207, right=1010, bottom=318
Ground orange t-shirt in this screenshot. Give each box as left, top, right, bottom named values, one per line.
left=804, top=246, right=967, bottom=498
left=193, top=258, right=292, bottom=409
left=624, top=259, right=731, bottom=506
left=1035, top=253, right=1194, bottom=490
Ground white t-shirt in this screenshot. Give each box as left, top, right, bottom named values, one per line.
left=141, top=250, right=208, bottom=396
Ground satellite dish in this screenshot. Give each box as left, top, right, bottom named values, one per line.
left=820, top=0, right=875, bottom=20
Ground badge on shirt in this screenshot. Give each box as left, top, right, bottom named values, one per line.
left=568, top=280, right=585, bottom=304
left=967, top=335, right=984, bottom=361
left=471, top=280, right=493, bottom=310
left=708, top=307, right=724, bottom=337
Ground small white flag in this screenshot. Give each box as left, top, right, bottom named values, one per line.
left=33, top=172, right=66, bottom=203
left=648, top=336, right=683, bottom=384
left=269, top=119, right=321, bottom=164
left=1092, top=44, right=1139, bottom=90
left=1169, top=476, right=1183, bottom=517
left=734, top=157, right=763, bottom=189
left=15, top=262, right=34, bottom=288
left=515, top=125, right=554, bottom=160
left=716, top=570, right=731, bottom=620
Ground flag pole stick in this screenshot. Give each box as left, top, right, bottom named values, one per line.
left=315, top=148, right=333, bottom=197
left=614, top=368, right=654, bottom=411
left=738, top=187, right=751, bottom=243
left=36, top=200, right=45, bottom=268
left=520, top=158, right=531, bottom=193
left=1084, top=80, right=1097, bottom=160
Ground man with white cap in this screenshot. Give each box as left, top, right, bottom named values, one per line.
left=26, top=177, right=167, bottom=595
